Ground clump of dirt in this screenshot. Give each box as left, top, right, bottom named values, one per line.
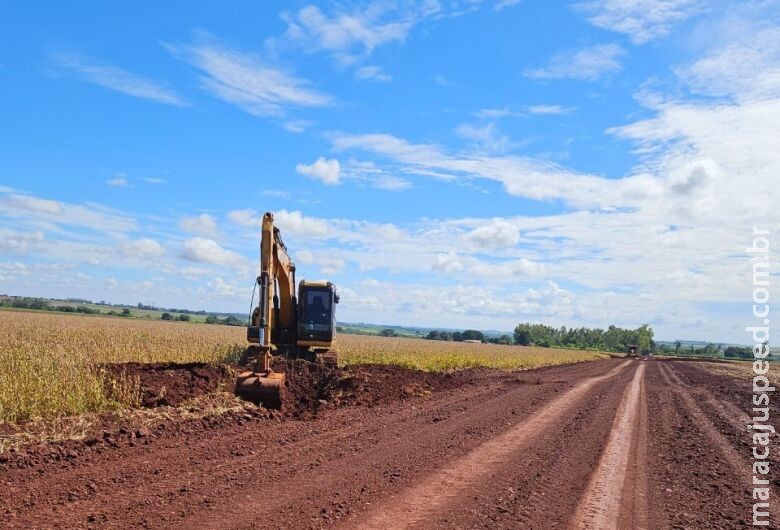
left=106, top=362, right=233, bottom=407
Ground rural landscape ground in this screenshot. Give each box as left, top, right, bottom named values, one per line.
left=0, top=311, right=772, bottom=529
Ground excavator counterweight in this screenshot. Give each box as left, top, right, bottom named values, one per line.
left=235, top=212, right=339, bottom=409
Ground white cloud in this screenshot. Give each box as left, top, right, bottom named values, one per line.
left=524, top=43, right=625, bottom=81
left=179, top=238, right=248, bottom=269
left=355, top=65, right=392, bottom=82
left=274, top=210, right=330, bottom=237
left=50, top=52, right=187, bottom=106
left=297, top=249, right=314, bottom=264
left=456, top=122, right=510, bottom=153
left=119, top=238, right=165, bottom=257
left=283, top=119, right=315, bottom=133
left=227, top=209, right=260, bottom=228
left=475, top=107, right=513, bottom=119
left=494, top=0, right=522, bottom=11
left=340, top=159, right=413, bottom=191
left=3, top=194, right=63, bottom=214
left=329, top=132, right=631, bottom=208
left=316, top=256, right=346, bottom=275
left=277, top=3, right=438, bottom=61
left=464, top=220, right=520, bottom=249
left=167, top=34, right=334, bottom=117
left=0, top=230, right=44, bottom=254
left=296, top=157, right=342, bottom=185
left=576, top=0, right=700, bottom=44
left=373, top=174, right=412, bottom=191
left=677, top=27, right=780, bottom=102
left=106, top=176, right=129, bottom=187
left=143, top=177, right=166, bottom=184
left=526, top=104, right=575, bottom=115
left=433, top=252, right=465, bottom=273
left=208, top=276, right=245, bottom=297
left=180, top=213, right=218, bottom=237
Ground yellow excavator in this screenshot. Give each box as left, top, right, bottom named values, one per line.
left=235, top=212, right=339, bottom=409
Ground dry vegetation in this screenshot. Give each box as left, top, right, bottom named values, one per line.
left=339, top=334, right=605, bottom=371
left=0, top=311, right=606, bottom=423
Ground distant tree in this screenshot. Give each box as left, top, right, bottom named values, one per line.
left=426, top=330, right=441, bottom=340
left=636, top=324, right=653, bottom=354
left=488, top=334, right=512, bottom=345
left=674, top=340, right=681, bottom=354
left=380, top=328, right=397, bottom=337
left=222, top=316, right=245, bottom=326
left=177, top=314, right=191, bottom=322
left=440, top=331, right=453, bottom=341
left=514, top=324, right=531, bottom=346
left=161, top=312, right=172, bottom=321
left=205, top=315, right=219, bottom=324
left=451, top=331, right=463, bottom=342
left=462, top=330, right=484, bottom=342
left=121, top=308, right=132, bottom=317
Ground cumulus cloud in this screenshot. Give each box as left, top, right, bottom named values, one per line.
left=179, top=237, right=248, bottom=269
left=274, top=210, right=330, bottom=237
left=227, top=209, right=260, bottom=228
left=180, top=213, right=218, bottom=237
left=118, top=238, right=165, bottom=257
left=296, top=157, right=342, bottom=185
left=464, top=220, right=520, bottom=249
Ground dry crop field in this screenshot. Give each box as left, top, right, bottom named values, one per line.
left=0, top=310, right=605, bottom=423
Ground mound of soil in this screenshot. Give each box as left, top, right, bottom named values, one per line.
left=272, top=358, right=486, bottom=417
left=106, top=362, right=233, bottom=407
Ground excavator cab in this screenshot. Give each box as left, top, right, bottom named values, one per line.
left=297, top=281, right=339, bottom=346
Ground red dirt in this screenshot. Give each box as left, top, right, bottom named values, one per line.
left=106, top=362, right=233, bottom=407
left=0, top=358, right=771, bottom=529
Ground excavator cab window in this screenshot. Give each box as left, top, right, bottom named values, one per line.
left=298, top=285, right=337, bottom=342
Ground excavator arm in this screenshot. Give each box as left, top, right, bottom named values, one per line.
left=237, top=212, right=292, bottom=408
left=250, top=212, right=297, bottom=350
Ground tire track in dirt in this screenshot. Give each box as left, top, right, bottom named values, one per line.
left=571, top=363, right=648, bottom=529
left=342, top=361, right=631, bottom=530
left=647, top=360, right=779, bottom=528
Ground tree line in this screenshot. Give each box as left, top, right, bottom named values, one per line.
left=425, top=329, right=488, bottom=342
left=513, top=323, right=654, bottom=353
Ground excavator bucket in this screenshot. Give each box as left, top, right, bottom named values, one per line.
left=235, top=370, right=285, bottom=410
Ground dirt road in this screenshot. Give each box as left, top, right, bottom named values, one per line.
left=1, top=359, right=774, bottom=529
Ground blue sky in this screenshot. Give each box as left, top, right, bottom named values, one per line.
left=1, top=0, right=777, bottom=342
